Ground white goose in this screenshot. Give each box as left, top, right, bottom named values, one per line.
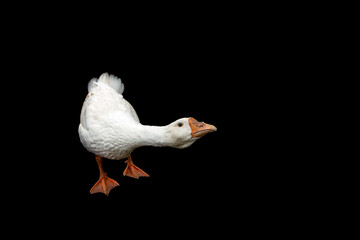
left=79, top=73, right=216, bottom=195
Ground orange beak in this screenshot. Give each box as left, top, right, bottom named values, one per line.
left=189, top=117, right=217, bottom=138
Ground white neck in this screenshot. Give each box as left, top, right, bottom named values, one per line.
left=137, top=124, right=170, bottom=147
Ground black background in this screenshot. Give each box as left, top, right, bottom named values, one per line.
left=3, top=6, right=316, bottom=236
left=26, top=41, right=294, bottom=230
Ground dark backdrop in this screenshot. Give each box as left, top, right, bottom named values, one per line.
left=29, top=42, right=292, bottom=223
left=5, top=11, right=309, bottom=236
left=47, top=44, right=244, bottom=201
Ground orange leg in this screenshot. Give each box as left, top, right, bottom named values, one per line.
left=90, top=155, right=119, bottom=195
left=123, top=155, right=149, bottom=179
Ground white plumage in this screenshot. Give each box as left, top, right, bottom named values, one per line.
left=79, top=73, right=141, bottom=159
left=79, top=73, right=216, bottom=195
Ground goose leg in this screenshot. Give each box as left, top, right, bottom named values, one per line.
left=90, top=155, right=119, bottom=195
left=123, top=155, right=149, bottom=179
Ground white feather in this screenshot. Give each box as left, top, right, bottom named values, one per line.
left=88, top=72, right=124, bottom=94
left=79, top=73, right=203, bottom=161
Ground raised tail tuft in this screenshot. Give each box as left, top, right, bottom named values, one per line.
left=87, top=73, right=124, bottom=94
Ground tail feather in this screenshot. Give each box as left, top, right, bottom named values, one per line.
left=87, top=73, right=124, bottom=94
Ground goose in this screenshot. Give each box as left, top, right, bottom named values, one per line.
left=79, top=73, right=217, bottom=195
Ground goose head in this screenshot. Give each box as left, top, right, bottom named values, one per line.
left=165, top=117, right=217, bottom=149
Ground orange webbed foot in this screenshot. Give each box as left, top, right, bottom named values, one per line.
left=90, top=155, right=119, bottom=196
left=90, top=174, right=119, bottom=196
left=123, top=155, right=149, bottom=179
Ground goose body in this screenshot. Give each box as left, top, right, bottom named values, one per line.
left=79, top=73, right=216, bottom=195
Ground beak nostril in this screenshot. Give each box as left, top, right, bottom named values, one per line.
left=189, top=117, right=217, bottom=138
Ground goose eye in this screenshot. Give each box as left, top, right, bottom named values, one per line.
left=178, top=122, right=183, bottom=127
